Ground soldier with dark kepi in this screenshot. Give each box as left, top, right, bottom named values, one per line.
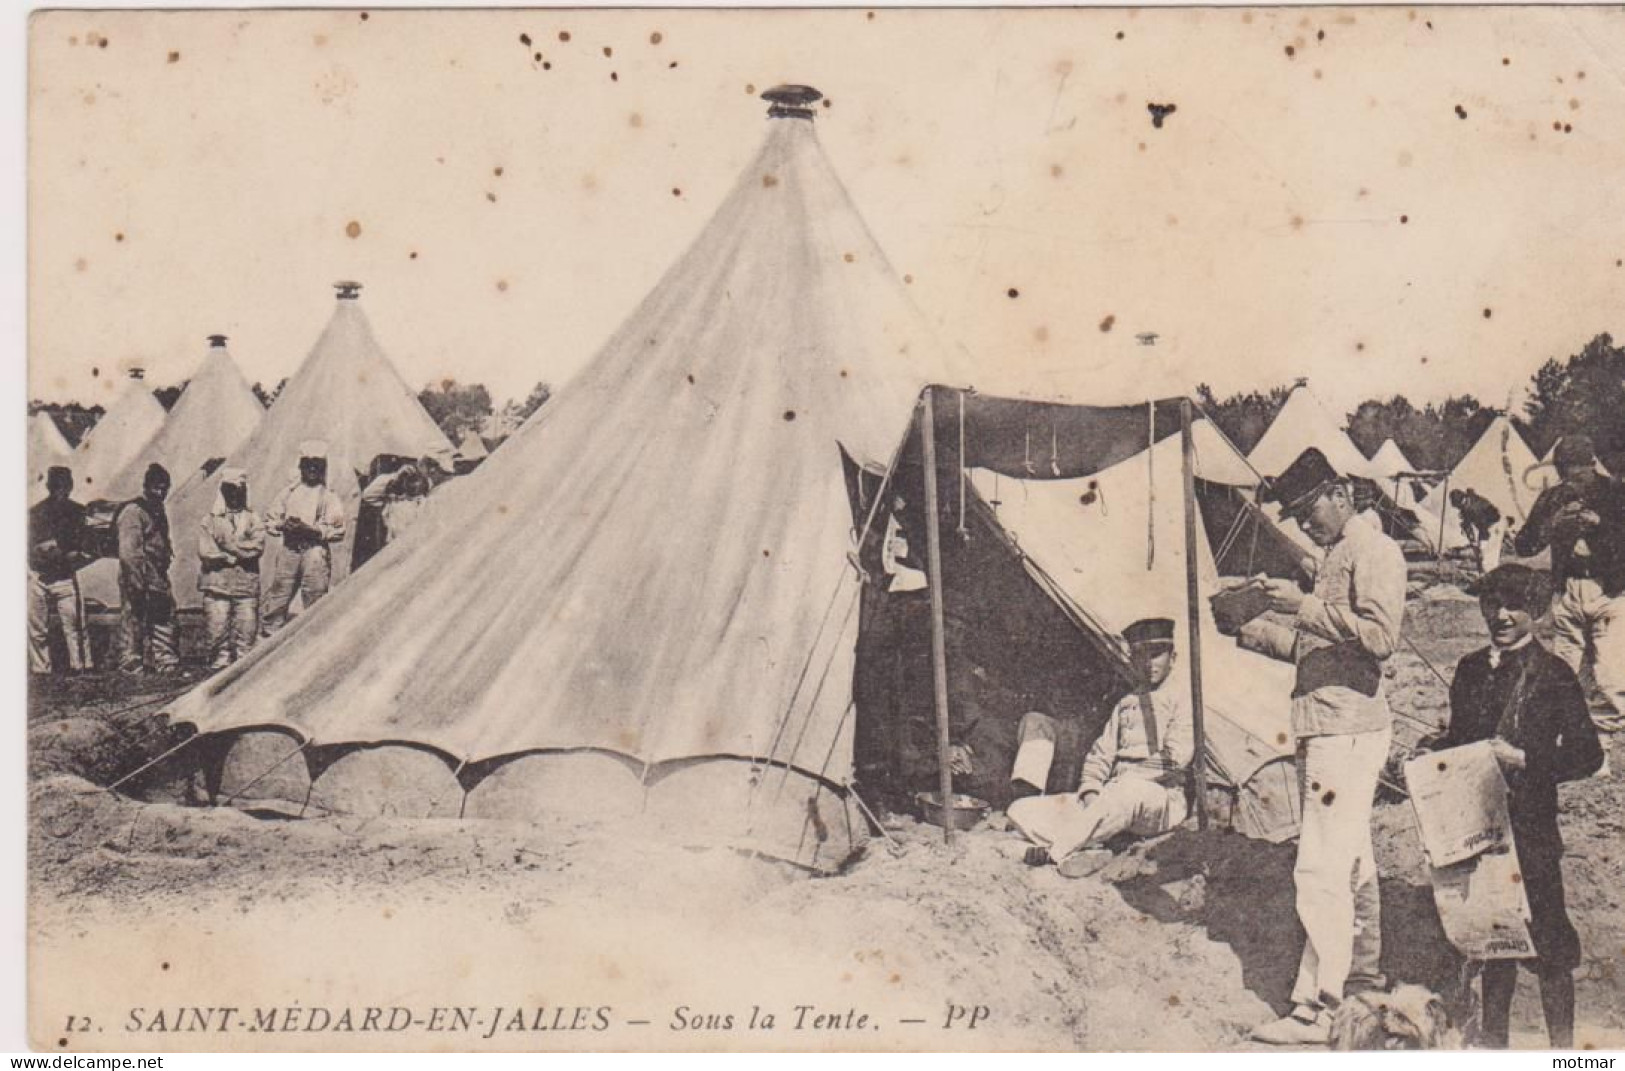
left=1234, top=448, right=1408, bottom=1046
left=28, top=466, right=92, bottom=674
left=1006, top=616, right=1193, bottom=878
left=1514, top=434, right=1625, bottom=749
left=117, top=462, right=180, bottom=674
left=260, top=440, right=347, bottom=636
left=1421, top=564, right=1602, bottom=1049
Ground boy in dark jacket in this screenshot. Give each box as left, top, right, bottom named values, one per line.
left=1432, top=564, right=1603, bottom=1048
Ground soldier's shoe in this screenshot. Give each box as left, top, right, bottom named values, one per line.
left=1251, top=1009, right=1330, bottom=1046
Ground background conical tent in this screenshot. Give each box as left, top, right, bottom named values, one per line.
left=1369, top=438, right=1416, bottom=479
left=73, top=371, right=168, bottom=498
left=1416, top=416, right=1542, bottom=551
left=27, top=411, right=73, bottom=503
left=168, top=93, right=966, bottom=869
left=454, top=429, right=488, bottom=462
left=1248, top=381, right=1378, bottom=481
left=165, top=284, right=454, bottom=607
left=101, top=337, right=265, bottom=500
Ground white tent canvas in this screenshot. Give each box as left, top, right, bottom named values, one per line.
left=27, top=411, right=73, bottom=502
left=1369, top=438, right=1415, bottom=478
left=1417, top=416, right=1542, bottom=552
left=1249, top=382, right=1378, bottom=481
left=165, top=88, right=966, bottom=870
left=968, top=420, right=1301, bottom=841
left=73, top=372, right=168, bottom=498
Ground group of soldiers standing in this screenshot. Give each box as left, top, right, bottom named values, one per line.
left=27, top=440, right=348, bottom=675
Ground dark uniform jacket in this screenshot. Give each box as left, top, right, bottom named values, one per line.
left=28, top=497, right=89, bottom=584
left=1514, top=472, right=1625, bottom=595
left=1439, top=641, right=1603, bottom=967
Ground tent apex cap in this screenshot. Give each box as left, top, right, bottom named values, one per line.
left=207, top=334, right=228, bottom=347
left=334, top=280, right=364, bottom=300
left=762, top=83, right=822, bottom=120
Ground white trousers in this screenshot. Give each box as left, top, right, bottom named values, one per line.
left=1008, top=777, right=1187, bottom=860
left=28, top=572, right=86, bottom=673
left=1290, top=727, right=1391, bottom=1011
left=1550, top=578, right=1625, bottom=733
left=203, top=594, right=258, bottom=669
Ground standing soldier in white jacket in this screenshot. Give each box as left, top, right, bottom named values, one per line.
left=260, top=441, right=346, bottom=636
left=1237, top=448, right=1408, bottom=1046
left=197, top=468, right=265, bottom=668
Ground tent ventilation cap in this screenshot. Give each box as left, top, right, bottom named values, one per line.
left=334, top=280, right=364, bottom=301
left=762, top=84, right=822, bottom=121
left=207, top=334, right=229, bottom=348
left=126, top=367, right=146, bottom=380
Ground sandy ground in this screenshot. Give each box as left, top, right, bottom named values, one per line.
left=26, top=587, right=1625, bottom=1052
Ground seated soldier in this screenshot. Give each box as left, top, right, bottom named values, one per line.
left=1006, top=617, right=1193, bottom=877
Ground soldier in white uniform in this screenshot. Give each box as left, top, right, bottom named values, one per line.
left=1007, top=617, right=1192, bottom=878
left=260, top=440, right=347, bottom=636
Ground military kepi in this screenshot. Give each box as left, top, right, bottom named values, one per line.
left=1123, top=617, right=1176, bottom=649
left=1261, top=448, right=1341, bottom=520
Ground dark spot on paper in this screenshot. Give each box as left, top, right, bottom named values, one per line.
left=1425, top=19, right=1433, bottom=29
left=345, top=221, right=363, bottom=239
left=1034, top=326, right=1049, bottom=342
left=57, top=1040, right=66, bottom=1049
left=167, top=51, right=180, bottom=64
left=840, top=369, right=849, bottom=378
left=1148, top=102, right=1177, bottom=129
left=520, top=32, right=532, bottom=45
left=610, top=72, right=618, bottom=82
left=1483, top=308, right=1492, bottom=319
left=74, top=258, right=87, bottom=273
left=1400, top=214, right=1409, bottom=224
left=1167, top=995, right=1182, bottom=1007
left=1553, top=121, right=1563, bottom=132
left=1115, top=31, right=1125, bottom=40
left=496, top=279, right=509, bottom=292
left=1311, top=781, right=1321, bottom=793
left=1317, top=29, right=1325, bottom=40
left=161, top=962, right=170, bottom=971
left=669, top=61, right=678, bottom=69
left=543, top=62, right=551, bottom=70
left=1291, top=215, right=1305, bottom=230
left=903, top=274, right=914, bottom=284
left=867, top=10, right=875, bottom=19
left=1285, top=45, right=1296, bottom=58
left=1564, top=123, right=1573, bottom=134
left=822, top=98, right=833, bottom=109
left=1007, top=287, right=1020, bottom=299
left=1314, top=70, right=1323, bottom=80
left=494, top=166, right=504, bottom=177
left=114, top=232, right=124, bottom=242
left=629, top=113, right=643, bottom=128
left=745, top=83, right=756, bottom=94
left=359, top=11, right=369, bottom=21
left=1421, top=356, right=1429, bottom=364
left=1321, top=790, right=1336, bottom=805
left=1437, top=761, right=1447, bottom=771
left=843, top=252, right=855, bottom=263
left=762, top=174, right=778, bottom=188
left=1512, top=872, right=1522, bottom=884
left=1356, top=342, right=1365, bottom=352
left=1138, top=142, right=1148, bottom=152
left=409, top=251, right=418, bottom=260
left=558, top=30, right=571, bottom=42
left=1455, top=104, right=1467, bottom=119
left=487, top=192, right=498, bottom=203
left=1051, top=163, right=1064, bottom=178
left=650, top=31, right=663, bottom=45
left=1570, top=98, right=1581, bottom=111
left=1276, top=732, right=1288, bottom=744
left=686, top=374, right=695, bottom=384
left=762, top=549, right=771, bottom=557
left=99, top=37, right=109, bottom=49
left=1099, top=314, right=1115, bottom=333
left=1502, top=57, right=1511, bottom=66
left=602, top=46, right=613, bottom=57
left=1577, top=70, right=1587, bottom=80
left=783, top=410, right=796, bottom=422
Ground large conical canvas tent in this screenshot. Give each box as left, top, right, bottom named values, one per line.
left=1249, top=381, right=1378, bottom=481
left=165, top=86, right=969, bottom=870
left=27, top=411, right=73, bottom=502
left=101, top=336, right=264, bottom=500
left=80, top=336, right=267, bottom=608
left=1416, top=416, right=1542, bottom=552
left=163, top=284, right=454, bottom=608
left=73, top=370, right=168, bottom=498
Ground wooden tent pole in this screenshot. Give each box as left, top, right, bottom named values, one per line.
left=1437, top=471, right=1450, bottom=570
left=920, top=387, right=956, bottom=845
left=1179, top=399, right=1210, bottom=830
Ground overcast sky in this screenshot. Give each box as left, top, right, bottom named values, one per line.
left=28, top=7, right=1625, bottom=418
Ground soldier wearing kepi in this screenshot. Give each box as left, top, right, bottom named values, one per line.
left=260, top=440, right=347, bottom=636
left=1006, top=617, right=1193, bottom=879
left=1423, top=564, right=1602, bottom=1049
left=28, top=466, right=92, bottom=674
left=1237, top=448, right=1408, bottom=1046
left=1514, top=434, right=1625, bottom=746
left=197, top=467, right=265, bottom=668
left=117, top=463, right=180, bottom=674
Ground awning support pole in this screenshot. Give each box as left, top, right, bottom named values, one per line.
left=920, top=387, right=955, bottom=845
left=1179, top=399, right=1210, bottom=831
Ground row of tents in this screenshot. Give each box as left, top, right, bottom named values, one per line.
left=26, top=85, right=1585, bottom=874
left=1245, top=378, right=1592, bottom=555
